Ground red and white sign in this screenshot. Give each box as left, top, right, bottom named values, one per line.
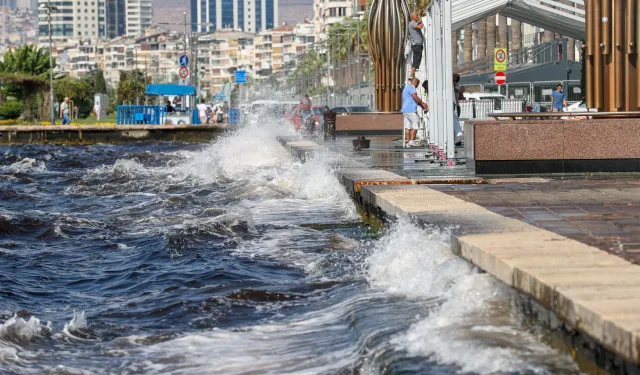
left=494, top=71, right=506, bottom=85
left=178, top=66, right=189, bottom=79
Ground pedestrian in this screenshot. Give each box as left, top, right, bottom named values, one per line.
left=299, top=94, right=312, bottom=131
left=408, top=12, right=424, bottom=79
left=402, top=77, right=428, bottom=147
left=197, top=99, right=208, bottom=125
left=73, top=105, right=79, bottom=120
left=94, top=101, right=101, bottom=121
left=453, top=73, right=465, bottom=117
left=550, top=83, right=567, bottom=112
left=222, top=101, right=230, bottom=122
left=60, top=97, right=71, bottom=125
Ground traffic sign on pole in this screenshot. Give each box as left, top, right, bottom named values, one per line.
left=179, top=66, right=189, bottom=79
left=179, top=55, right=189, bottom=67
left=234, top=70, right=247, bottom=84
left=494, top=48, right=507, bottom=71
left=495, top=71, right=506, bottom=85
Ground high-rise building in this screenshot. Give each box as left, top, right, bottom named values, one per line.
left=124, top=0, right=152, bottom=36
left=106, top=0, right=125, bottom=38
left=192, top=0, right=278, bottom=34
left=38, top=0, right=106, bottom=40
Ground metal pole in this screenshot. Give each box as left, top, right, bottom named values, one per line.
left=47, top=1, right=54, bottom=125
left=357, top=22, right=361, bottom=106
left=348, top=24, right=351, bottom=105
left=326, top=40, right=330, bottom=106
left=183, top=12, right=187, bottom=57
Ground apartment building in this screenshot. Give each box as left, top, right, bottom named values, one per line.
left=125, top=0, right=152, bottom=36
left=191, top=0, right=278, bottom=34
left=313, top=0, right=356, bottom=39
left=37, top=0, right=106, bottom=40
left=0, top=7, right=38, bottom=52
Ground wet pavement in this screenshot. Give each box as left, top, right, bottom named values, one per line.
left=331, top=135, right=640, bottom=264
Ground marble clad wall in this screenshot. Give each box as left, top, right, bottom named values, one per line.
left=470, top=119, right=640, bottom=161
left=335, top=113, right=403, bottom=132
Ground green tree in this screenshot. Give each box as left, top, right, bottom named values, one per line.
left=54, top=77, right=94, bottom=118
left=94, top=69, right=107, bottom=94
left=116, top=70, right=145, bottom=105
left=0, top=44, right=53, bottom=77
left=0, top=44, right=54, bottom=102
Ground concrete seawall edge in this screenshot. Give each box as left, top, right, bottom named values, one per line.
left=277, top=136, right=640, bottom=369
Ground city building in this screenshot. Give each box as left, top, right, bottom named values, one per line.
left=0, top=7, right=38, bottom=52
left=313, top=0, right=357, bottom=39
left=37, top=0, right=106, bottom=41
left=124, top=0, right=152, bottom=36
left=106, top=0, right=125, bottom=38
left=191, top=0, right=278, bottom=34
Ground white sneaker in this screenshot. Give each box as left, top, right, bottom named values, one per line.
left=408, top=140, right=417, bottom=146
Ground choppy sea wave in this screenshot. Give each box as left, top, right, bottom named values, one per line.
left=0, top=117, right=580, bottom=374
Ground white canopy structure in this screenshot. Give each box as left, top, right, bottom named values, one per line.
left=422, top=0, right=585, bottom=162
left=452, top=0, right=585, bottom=40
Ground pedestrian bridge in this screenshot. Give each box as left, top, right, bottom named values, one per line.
left=452, top=0, right=585, bottom=40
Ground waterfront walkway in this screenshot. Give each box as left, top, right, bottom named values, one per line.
left=280, top=134, right=640, bottom=371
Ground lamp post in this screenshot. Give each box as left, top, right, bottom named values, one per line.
left=41, top=2, right=57, bottom=125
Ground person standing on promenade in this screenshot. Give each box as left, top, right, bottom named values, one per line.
left=197, top=99, right=208, bottom=125
left=408, top=12, right=425, bottom=79
left=60, top=97, right=71, bottom=125
left=550, top=83, right=567, bottom=112
left=402, top=77, right=428, bottom=147
left=94, top=101, right=101, bottom=121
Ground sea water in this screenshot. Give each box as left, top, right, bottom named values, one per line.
left=0, top=118, right=581, bottom=374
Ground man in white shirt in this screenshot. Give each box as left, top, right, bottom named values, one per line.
left=197, top=99, right=208, bottom=125
left=60, top=97, right=70, bottom=125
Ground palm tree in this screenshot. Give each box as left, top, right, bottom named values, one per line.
left=477, top=19, right=487, bottom=59
left=0, top=44, right=54, bottom=77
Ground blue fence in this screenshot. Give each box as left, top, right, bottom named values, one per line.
left=117, top=105, right=168, bottom=125
left=192, top=109, right=201, bottom=125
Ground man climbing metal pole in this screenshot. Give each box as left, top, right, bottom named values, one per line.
left=408, top=12, right=425, bottom=79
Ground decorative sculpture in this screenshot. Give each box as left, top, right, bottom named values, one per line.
left=585, top=0, right=640, bottom=111
left=368, top=0, right=411, bottom=112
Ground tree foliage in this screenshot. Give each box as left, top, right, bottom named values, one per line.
left=54, top=78, right=94, bottom=118
left=0, top=44, right=54, bottom=77
left=94, top=69, right=107, bottom=94
left=116, top=70, right=146, bottom=105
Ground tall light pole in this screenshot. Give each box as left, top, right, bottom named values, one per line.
left=183, top=12, right=187, bottom=58
left=41, top=2, right=57, bottom=125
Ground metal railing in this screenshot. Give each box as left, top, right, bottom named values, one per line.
left=116, top=105, right=168, bottom=125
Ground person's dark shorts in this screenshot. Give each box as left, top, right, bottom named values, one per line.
left=411, top=44, right=423, bottom=69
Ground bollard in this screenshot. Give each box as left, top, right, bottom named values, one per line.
left=323, top=109, right=336, bottom=141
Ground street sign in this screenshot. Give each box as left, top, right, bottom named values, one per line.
left=494, top=48, right=507, bottom=71
left=234, top=70, right=247, bottom=84
left=179, top=55, right=189, bottom=67
left=178, top=78, right=189, bottom=85
left=495, top=71, right=506, bottom=85
left=179, top=66, right=189, bottom=79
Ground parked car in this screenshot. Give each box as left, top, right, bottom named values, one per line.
left=331, top=105, right=373, bottom=113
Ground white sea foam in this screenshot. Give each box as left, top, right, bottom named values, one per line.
left=2, top=158, right=47, bottom=173
left=0, top=315, right=52, bottom=345
left=366, top=219, right=580, bottom=374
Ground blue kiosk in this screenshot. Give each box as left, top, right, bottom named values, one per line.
left=116, top=84, right=203, bottom=125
